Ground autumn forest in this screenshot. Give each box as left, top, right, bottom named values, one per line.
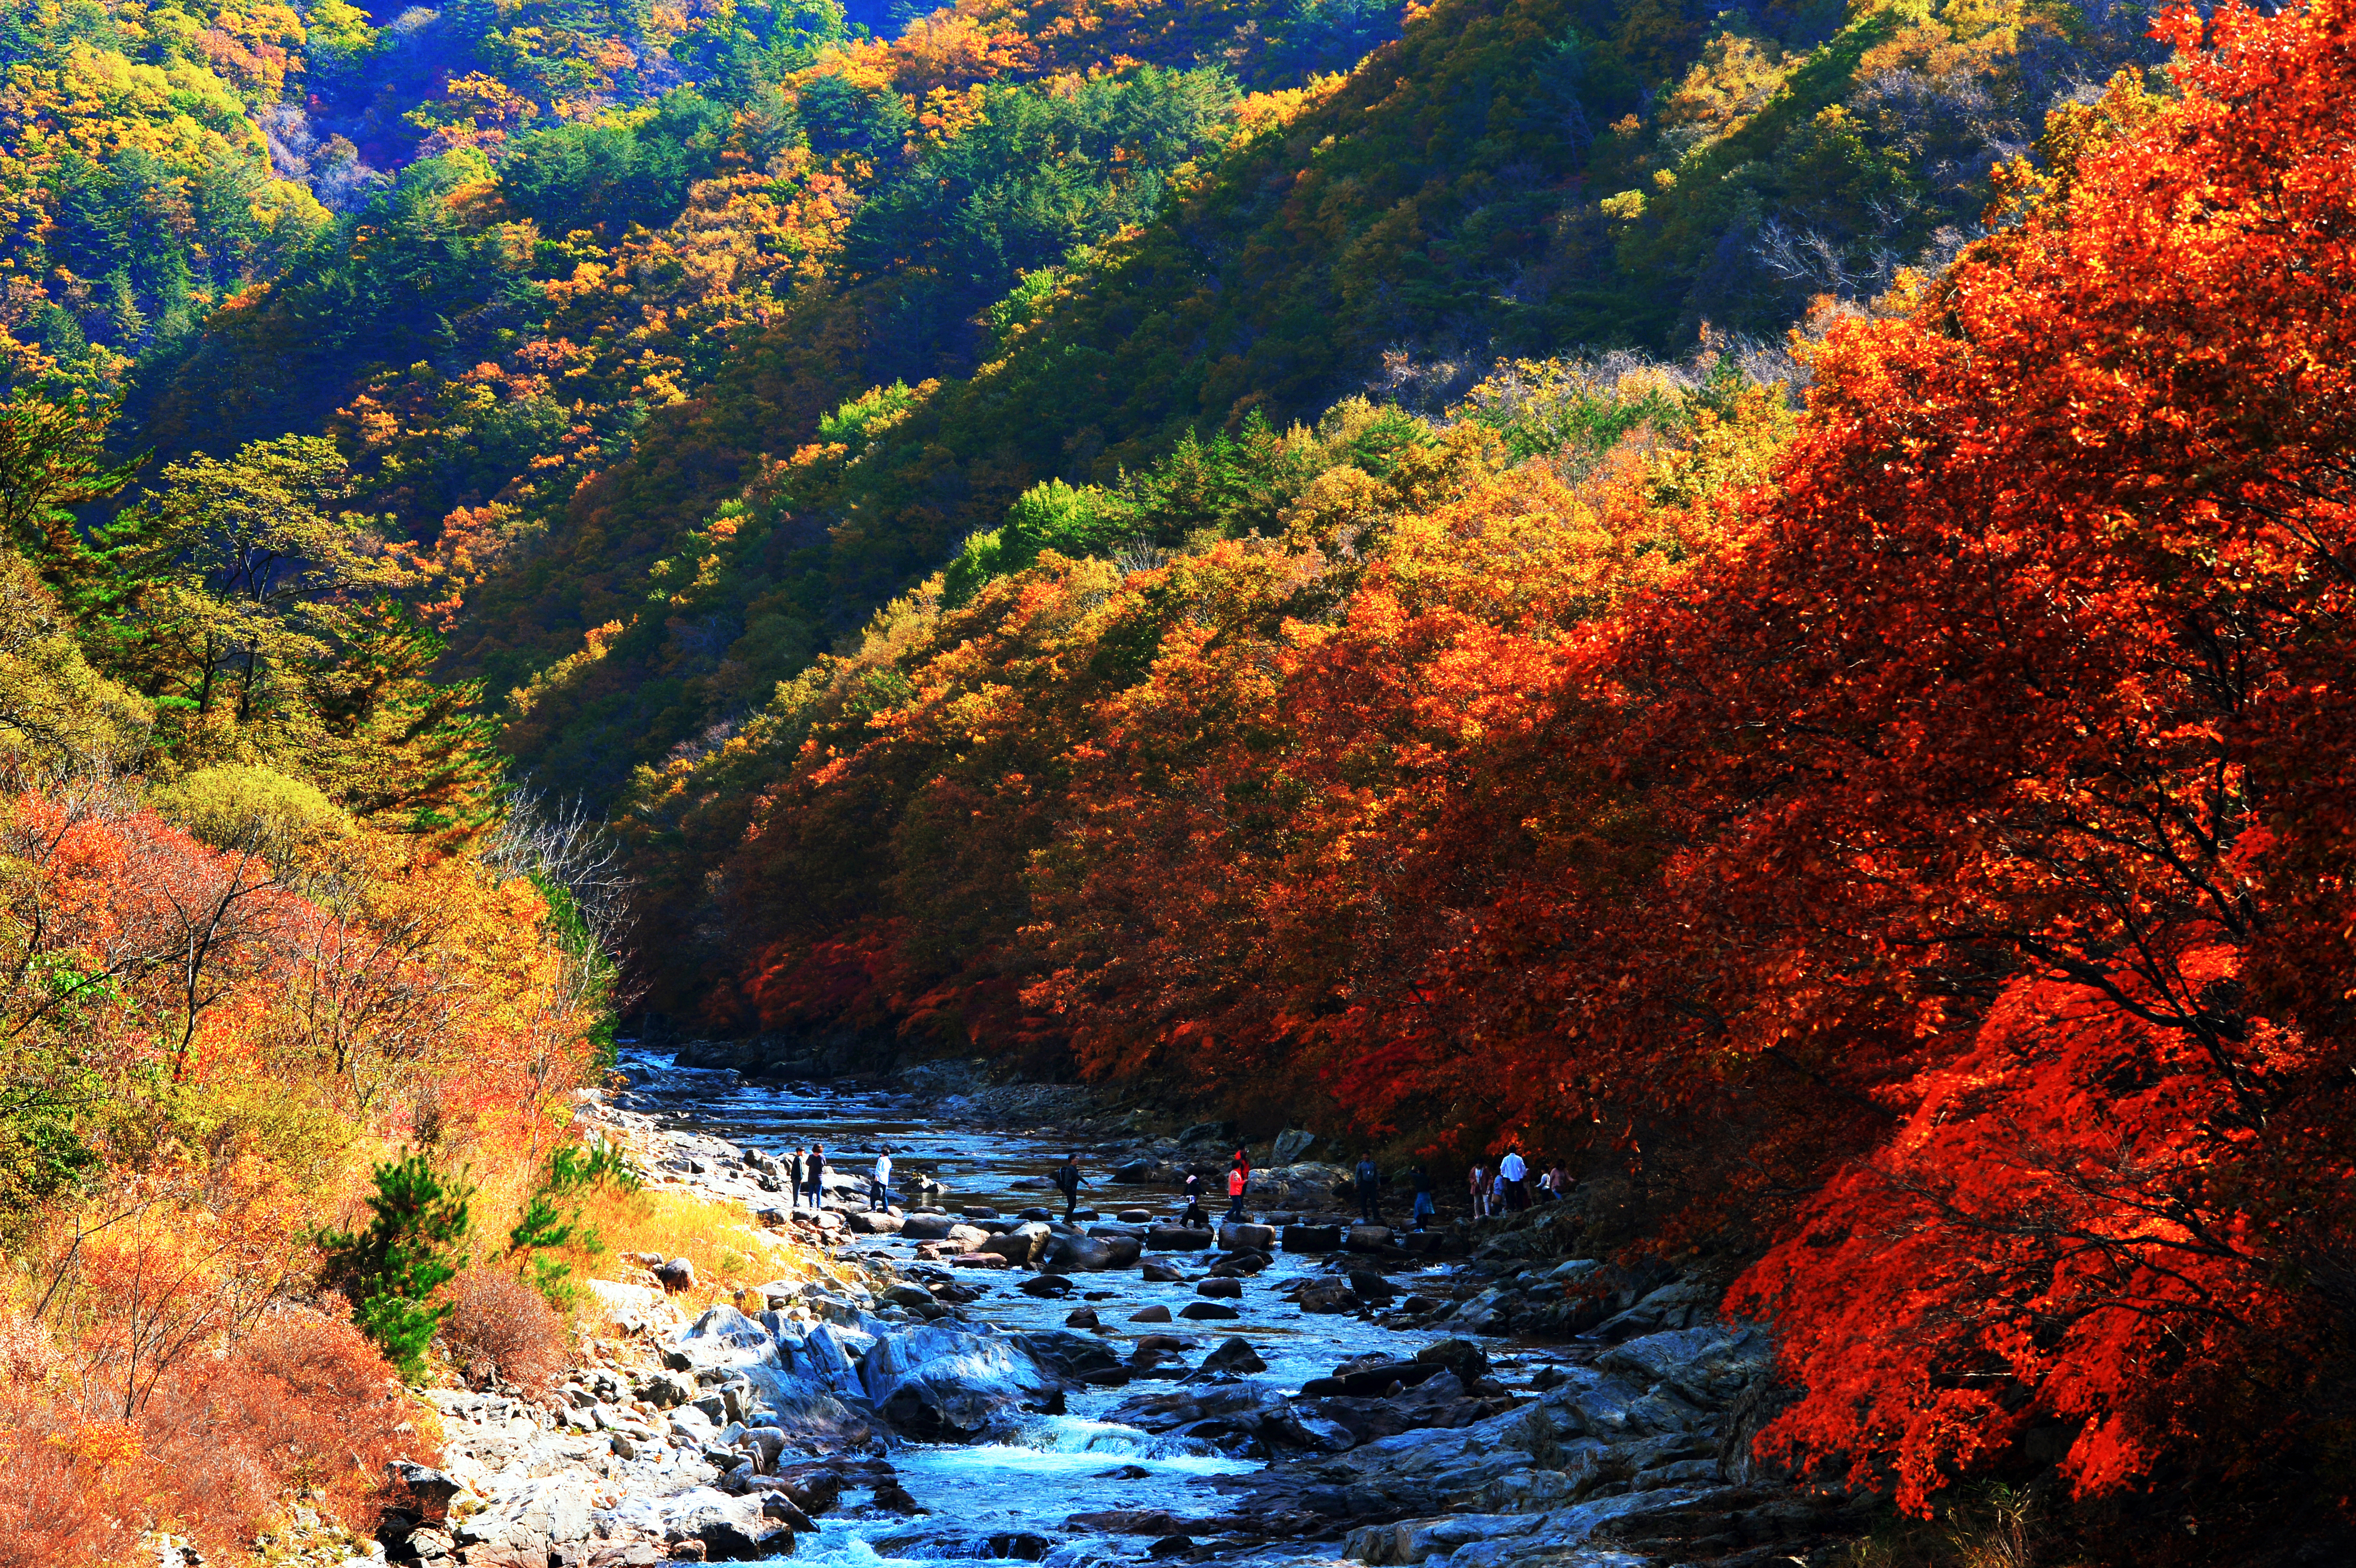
left=2, top=0, right=2353, bottom=1558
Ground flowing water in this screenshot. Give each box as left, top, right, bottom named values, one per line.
left=613, top=1050, right=1486, bottom=1565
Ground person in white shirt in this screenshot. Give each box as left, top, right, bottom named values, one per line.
left=1499, top=1145, right=1528, bottom=1211
left=870, top=1148, right=894, bottom=1212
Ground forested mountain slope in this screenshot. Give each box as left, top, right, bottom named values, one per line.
left=481, top=0, right=2162, bottom=801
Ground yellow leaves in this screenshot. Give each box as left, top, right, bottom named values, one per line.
left=1601, top=190, right=1648, bottom=223
left=1657, top=31, right=1789, bottom=146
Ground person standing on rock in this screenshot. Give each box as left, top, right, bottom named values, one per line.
left=1181, top=1169, right=1207, bottom=1229
left=1054, top=1153, right=1085, bottom=1221
left=1354, top=1153, right=1383, bottom=1224
left=1225, top=1159, right=1248, bottom=1223
left=1500, top=1142, right=1529, bottom=1211
left=1468, top=1162, right=1488, bottom=1220
left=871, top=1147, right=894, bottom=1211
left=791, top=1146, right=810, bottom=1210
left=1411, top=1163, right=1435, bottom=1230
left=809, top=1144, right=828, bottom=1209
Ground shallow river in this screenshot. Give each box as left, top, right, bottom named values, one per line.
left=614, top=1049, right=1475, bottom=1566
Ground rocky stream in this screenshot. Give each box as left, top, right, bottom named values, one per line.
left=369, top=1050, right=1865, bottom=1568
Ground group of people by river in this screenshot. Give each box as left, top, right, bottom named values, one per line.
left=775, top=1136, right=1567, bottom=1230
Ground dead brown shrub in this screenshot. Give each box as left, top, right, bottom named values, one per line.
left=0, top=1302, right=426, bottom=1568
left=441, top=1266, right=567, bottom=1393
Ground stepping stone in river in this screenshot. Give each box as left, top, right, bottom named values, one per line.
left=1129, top=1305, right=1174, bottom=1323
left=1179, top=1301, right=1241, bottom=1321
left=1194, top=1278, right=1242, bottom=1299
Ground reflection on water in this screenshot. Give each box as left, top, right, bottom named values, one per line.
left=615, top=1050, right=1445, bottom=1562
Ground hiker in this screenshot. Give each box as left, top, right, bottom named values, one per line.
left=1224, top=1159, right=1248, bottom=1223
left=1232, top=1144, right=1252, bottom=1187
left=871, top=1147, right=893, bottom=1211
left=1492, top=1168, right=1508, bottom=1216
left=788, top=1146, right=807, bottom=1209
left=1181, top=1170, right=1208, bottom=1229
left=808, top=1144, right=828, bottom=1209
left=1410, top=1163, right=1436, bottom=1230
left=1354, top=1152, right=1382, bottom=1224
left=1054, top=1153, right=1085, bottom=1221
left=1500, top=1142, right=1529, bottom=1211
left=1540, top=1161, right=1569, bottom=1203
left=1468, top=1163, right=1488, bottom=1220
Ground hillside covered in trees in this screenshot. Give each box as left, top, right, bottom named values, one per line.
left=9, top=0, right=2356, bottom=1559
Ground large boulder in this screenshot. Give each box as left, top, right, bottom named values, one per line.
left=1595, top=1324, right=1772, bottom=1409
left=1282, top=1225, right=1341, bottom=1254
left=901, top=1212, right=958, bottom=1241
left=858, top=1326, right=1063, bottom=1440
left=1147, top=1225, right=1214, bottom=1250
left=1219, top=1223, right=1277, bottom=1254
left=1273, top=1129, right=1317, bottom=1165
left=1043, top=1233, right=1116, bottom=1273
left=663, top=1304, right=778, bottom=1374
left=981, top=1222, right=1053, bottom=1267
left=1017, top=1329, right=1128, bottom=1385
left=1194, top=1337, right=1267, bottom=1378
left=846, top=1208, right=906, bottom=1235
left=1345, top=1225, right=1394, bottom=1252
left=451, top=1477, right=592, bottom=1567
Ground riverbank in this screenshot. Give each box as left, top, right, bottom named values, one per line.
left=338, top=1051, right=1881, bottom=1567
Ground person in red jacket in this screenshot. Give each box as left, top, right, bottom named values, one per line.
left=1224, top=1160, right=1248, bottom=1223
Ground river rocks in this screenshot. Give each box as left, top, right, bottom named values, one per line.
left=846, top=1208, right=906, bottom=1235
left=1044, top=1233, right=1116, bottom=1272
left=858, top=1325, right=1063, bottom=1440
left=1194, top=1337, right=1267, bottom=1378
left=1081, top=1230, right=1145, bottom=1267
left=1273, top=1129, right=1317, bottom=1164
left=1413, top=1340, right=1492, bottom=1388
left=1194, top=1277, right=1242, bottom=1299
left=1345, top=1225, right=1394, bottom=1252
left=1247, top=1163, right=1352, bottom=1208
left=1593, top=1280, right=1719, bottom=1341
left=1015, top=1328, right=1129, bottom=1386
left=873, top=1523, right=1052, bottom=1560
left=1129, top=1305, right=1173, bottom=1323
left=1219, top=1222, right=1278, bottom=1252
left=901, top=1211, right=958, bottom=1241
left=1117, top=1209, right=1155, bottom=1223
left=451, top=1475, right=593, bottom=1566
left=1283, top=1225, right=1342, bottom=1253
left=1349, top=1270, right=1398, bottom=1305
left=1295, top=1277, right=1356, bottom=1314
left=946, top=1223, right=990, bottom=1250
left=663, top=1305, right=779, bottom=1374
left=1065, top=1307, right=1100, bottom=1329
left=1178, top=1121, right=1239, bottom=1148
left=1207, top=1252, right=1270, bottom=1277
left=1301, top=1359, right=1445, bottom=1398
left=1021, top=1274, right=1077, bottom=1297
left=1140, top=1261, right=1185, bottom=1282
left=954, top=1250, right=1016, bottom=1269
left=1179, top=1301, right=1241, bottom=1321
left=895, top=1059, right=991, bottom=1097
left=982, top=1222, right=1053, bottom=1266
left=1111, top=1158, right=1175, bottom=1184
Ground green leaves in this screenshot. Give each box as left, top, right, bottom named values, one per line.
left=319, top=1153, right=473, bottom=1382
